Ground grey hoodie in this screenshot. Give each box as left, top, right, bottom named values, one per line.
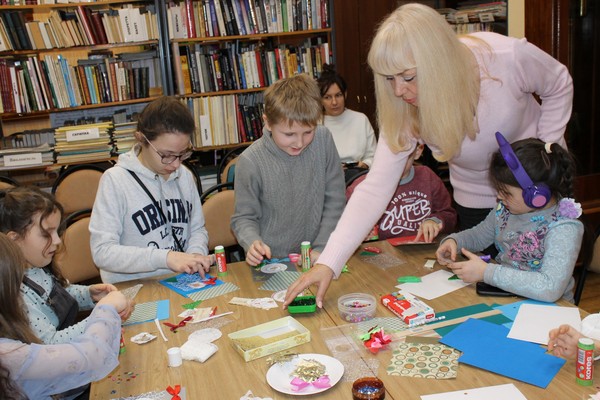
left=89, top=144, right=208, bottom=284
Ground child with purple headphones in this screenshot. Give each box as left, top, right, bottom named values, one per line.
left=435, top=132, right=584, bottom=303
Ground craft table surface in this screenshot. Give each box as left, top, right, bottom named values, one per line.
left=90, top=240, right=596, bottom=399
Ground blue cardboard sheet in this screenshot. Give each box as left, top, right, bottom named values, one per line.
left=433, top=303, right=512, bottom=337
left=440, top=318, right=565, bottom=388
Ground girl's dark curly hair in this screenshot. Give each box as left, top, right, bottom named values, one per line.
left=490, top=138, right=576, bottom=200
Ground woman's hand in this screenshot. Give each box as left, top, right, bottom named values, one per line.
left=416, top=220, right=442, bottom=243
left=89, top=283, right=118, bottom=302
left=447, top=248, right=487, bottom=283
left=284, top=264, right=334, bottom=309
left=245, top=240, right=271, bottom=267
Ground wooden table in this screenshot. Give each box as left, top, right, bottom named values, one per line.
left=91, top=240, right=596, bottom=399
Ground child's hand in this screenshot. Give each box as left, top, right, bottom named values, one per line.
left=167, top=251, right=212, bottom=277
left=416, top=220, right=442, bottom=243
left=435, top=239, right=457, bottom=265
left=246, top=240, right=271, bottom=266
left=447, top=248, right=487, bottom=283
left=548, top=324, right=585, bottom=359
left=89, top=283, right=118, bottom=302
left=97, top=291, right=129, bottom=314
left=118, top=299, right=135, bottom=321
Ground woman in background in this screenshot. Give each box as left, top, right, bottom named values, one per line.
left=317, top=64, right=377, bottom=178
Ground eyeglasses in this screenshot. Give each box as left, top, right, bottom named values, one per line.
left=141, top=134, right=193, bottom=165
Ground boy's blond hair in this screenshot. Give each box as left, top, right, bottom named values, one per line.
left=368, top=3, right=481, bottom=160
left=263, top=73, right=322, bottom=127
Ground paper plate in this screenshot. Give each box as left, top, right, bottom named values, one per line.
left=261, top=263, right=288, bottom=273
left=266, top=353, right=344, bottom=395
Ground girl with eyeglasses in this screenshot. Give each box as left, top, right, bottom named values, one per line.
left=90, top=96, right=213, bottom=284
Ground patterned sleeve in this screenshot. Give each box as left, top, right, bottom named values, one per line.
left=484, top=220, right=583, bottom=302
left=1, top=305, right=120, bottom=399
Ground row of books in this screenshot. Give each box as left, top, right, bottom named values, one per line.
left=167, top=0, right=329, bottom=39
left=54, top=121, right=113, bottom=163
left=183, top=92, right=264, bottom=148
left=0, top=4, right=159, bottom=51
left=0, top=1, right=107, bottom=4
left=0, top=50, right=162, bottom=114
left=438, top=1, right=507, bottom=24
left=173, top=38, right=330, bottom=95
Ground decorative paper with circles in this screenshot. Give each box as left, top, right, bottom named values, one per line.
left=260, top=263, right=287, bottom=273
left=387, top=342, right=460, bottom=379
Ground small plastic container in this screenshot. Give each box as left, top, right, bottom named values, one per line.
left=288, top=295, right=317, bottom=314
left=338, top=293, right=376, bottom=323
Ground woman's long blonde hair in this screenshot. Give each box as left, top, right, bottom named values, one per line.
left=368, top=3, right=480, bottom=160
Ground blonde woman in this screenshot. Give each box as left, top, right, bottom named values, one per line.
left=285, top=3, right=573, bottom=308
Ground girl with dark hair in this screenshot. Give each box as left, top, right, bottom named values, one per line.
left=435, top=135, right=583, bottom=302
left=0, top=187, right=132, bottom=345
left=317, top=64, right=377, bottom=171
left=0, top=232, right=127, bottom=399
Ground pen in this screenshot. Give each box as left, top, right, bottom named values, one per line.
left=194, top=311, right=234, bottom=323
left=409, top=315, right=447, bottom=328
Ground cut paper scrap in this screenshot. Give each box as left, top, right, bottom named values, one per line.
left=121, top=283, right=143, bottom=300
left=387, top=338, right=460, bottom=379
left=159, top=273, right=223, bottom=297
left=397, top=269, right=470, bottom=300
left=387, top=235, right=431, bottom=246
left=507, top=303, right=581, bottom=345
left=420, top=383, right=527, bottom=400
left=359, top=252, right=406, bottom=270
left=440, top=318, right=565, bottom=388
left=357, top=317, right=409, bottom=333
left=187, top=281, right=240, bottom=301
left=111, top=387, right=187, bottom=400
left=123, top=299, right=169, bottom=326
left=493, top=299, right=557, bottom=328
left=230, top=297, right=278, bottom=310
left=259, top=270, right=302, bottom=291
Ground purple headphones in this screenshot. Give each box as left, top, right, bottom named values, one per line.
left=495, top=132, right=551, bottom=208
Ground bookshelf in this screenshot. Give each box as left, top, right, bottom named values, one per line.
left=0, top=0, right=334, bottom=183
left=164, top=0, right=333, bottom=149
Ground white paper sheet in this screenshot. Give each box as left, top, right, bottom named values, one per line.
left=507, top=303, right=582, bottom=345
left=397, top=269, right=470, bottom=300
left=420, top=383, right=527, bottom=400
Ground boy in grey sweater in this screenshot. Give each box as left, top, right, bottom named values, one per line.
left=231, top=74, right=346, bottom=266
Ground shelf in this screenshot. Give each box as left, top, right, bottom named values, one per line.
left=1, top=40, right=159, bottom=56
left=0, top=0, right=146, bottom=10
left=171, top=28, right=333, bottom=44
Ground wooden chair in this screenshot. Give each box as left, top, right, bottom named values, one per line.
left=217, top=146, right=246, bottom=185
left=0, top=176, right=19, bottom=190
left=201, top=182, right=242, bottom=261
left=54, top=209, right=100, bottom=284
left=52, top=164, right=106, bottom=216
left=573, top=223, right=600, bottom=305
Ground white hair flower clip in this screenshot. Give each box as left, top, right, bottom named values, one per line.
left=559, top=198, right=582, bottom=219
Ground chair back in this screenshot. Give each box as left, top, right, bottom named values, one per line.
left=52, top=165, right=105, bottom=215
left=54, top=210, right=100, bottom=284
left=202, top=185, right=237, bottom=250
left=220, top=156, right=239, bottom=185
left=0, top=176, right=18, bottom=190
left=217, top=146, right=246, bottom=185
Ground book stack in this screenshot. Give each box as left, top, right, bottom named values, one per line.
left=172, top=37, right=329, bottom=95
left=54, top=121, right=113, bottom=164
left=166, top=0, right=330, bottom=39
left=1, top=128, right=55, bottom=149
left=0, top=143, right=54, bottom=170
left=112, top=121, right=137, bottom=155
left=183, top=92, right=263, bottom=148
left=441, top=2, right=507, bottom=34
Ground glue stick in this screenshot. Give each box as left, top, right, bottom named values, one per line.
left=576, top=338, right=594, bottom=385
left=215, top=245, right=227, bottom=277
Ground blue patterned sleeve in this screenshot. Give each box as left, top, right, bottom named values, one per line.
left=484, top=220, right=584, bottom=302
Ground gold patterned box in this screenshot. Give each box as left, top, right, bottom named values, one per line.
left=228, top=316, right=311, bottom=362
